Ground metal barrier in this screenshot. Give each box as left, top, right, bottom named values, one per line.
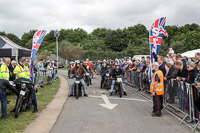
left=124, top=70, right=200, bottom=131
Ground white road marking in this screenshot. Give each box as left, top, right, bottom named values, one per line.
left=89, top=95, right=148, bottom=102
left=99, top=95, right=118, bottom=110
left=93, top=90, right=96, bottom=94
left=97, top=90, right=107, bottom=94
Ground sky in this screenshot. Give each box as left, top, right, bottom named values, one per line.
left=0, top=0, right=200, bottom=38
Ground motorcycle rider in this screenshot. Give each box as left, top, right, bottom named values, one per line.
left=0, top=79, right=19, bottom=119
left=68, top=62, right=74, bottom=78
left=110, top=62, right=127, bottom=96
left=69, top=60, right=88, bottom=97
left=84, top=62, right=93, bottom=85
left=100, top=63, right=107, bottom=88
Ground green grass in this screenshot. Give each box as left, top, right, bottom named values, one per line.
left=0, top=78, right=60, bottom=133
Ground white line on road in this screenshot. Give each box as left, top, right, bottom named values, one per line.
left=97, top=90, right=107, bottom=94
left=93, top=90, right=96, bottom=94
left=99, top=95, right=118, bottom=110
left=89, top=95, right=148, bottom=102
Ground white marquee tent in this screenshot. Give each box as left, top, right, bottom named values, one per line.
left=181, top=49, right=200, bottom=57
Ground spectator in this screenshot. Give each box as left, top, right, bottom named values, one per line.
left=141, top=61, right=146, bottom=72
left=0, top=58, right=4, bottom=66
left=168, top=46, right=174, bottom=56
left=8, top=60, right=17, bottom=81
left=36, top=59, right=44, bottom=87
left=175, top=60, right=188, bottom=81
left=165, top=59, right=178, bottom=80
left=195, top=61, right=200, bottom=88
left=164, top=59, right=178, bottom=103
left=137, top=59, right=143, bottom=72
left=182, top=62, right=196, bottom=84
left=46, top=62, right=53, bottom=85
left=171, top=53, right=176, bottom=63
left=195, top=52, right=200, bottom=66
left=176, top=54, right=187, bottom=71
left=146, top=56, right=151, bottom=64
left=158, top=56, right=166, bottom=76
left=194, top=61, right=200, bottom=112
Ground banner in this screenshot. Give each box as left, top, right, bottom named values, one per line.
left=148, top=17, right=168, bottom=83
left=30, top=30, right=47, bottom=82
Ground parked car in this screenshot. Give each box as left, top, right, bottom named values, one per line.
left=58, top=62, right=64, bottom=68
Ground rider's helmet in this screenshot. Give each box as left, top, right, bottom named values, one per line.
left=75, top=60, right=80, bottom=66
left=102, top=62, right=106, bottom=67
left=115, top=62, right=120, bottom=66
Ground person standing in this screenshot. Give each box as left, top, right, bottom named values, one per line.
left=0, top=79, right=19, bottom=119
left=36, top=59, right=44, bottom=87
left=0, top=58, right=11, bottom=81
left=164, top=59, right=178, bottom=103
left=150, top=62, right=164, bottom=117
left=8, top=60, right=17, bottom=81
left=13, top=59, right=27, bottom=79
left=23, top=58, right=31, bottom=80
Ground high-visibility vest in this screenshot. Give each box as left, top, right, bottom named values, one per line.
left=24, top=64, right=30, bottom=79
left=0, top=66, right=1, bottom=79
left=13, top=64, right=27, bottom=79
left=0, top=63, right=9, bottom=80
left=86, top=66, right=90, bottom=71
left=150, top=70, right=164, bottom=95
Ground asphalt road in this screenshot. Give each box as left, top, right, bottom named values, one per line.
left=50, top=70, right=193, bottom=133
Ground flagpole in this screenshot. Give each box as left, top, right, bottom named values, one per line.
left=54, top=30, right=60, bottom=68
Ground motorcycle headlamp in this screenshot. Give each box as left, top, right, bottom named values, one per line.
left=21, top=83, right=26, bottom=89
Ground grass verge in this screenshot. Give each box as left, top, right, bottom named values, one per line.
left=0, top=78, right=60, bottom=133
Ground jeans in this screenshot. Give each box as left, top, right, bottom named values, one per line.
left=32, top=88, right=38, bottom=111
left=70, top=78, right=87, bottom=94
left=37, top=71, right=43, bottom=87
left=0, top=89, right=7, bottom=118
left=110, top=80, right=126, bottom=92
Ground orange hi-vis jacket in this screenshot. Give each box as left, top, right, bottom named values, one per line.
left=150, top=70, right=164, bottom=95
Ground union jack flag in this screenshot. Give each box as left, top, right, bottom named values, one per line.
left=148, top=17, right=168, bottom=83
left=30, top=30, right=47, bottom=82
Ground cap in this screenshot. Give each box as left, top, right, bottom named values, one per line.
left=20, top=59, right=25, bottom=62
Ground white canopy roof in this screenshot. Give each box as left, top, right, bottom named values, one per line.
left=181, top=49, right=200, bottom=58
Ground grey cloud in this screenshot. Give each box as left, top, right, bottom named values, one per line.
left=0, top=0, right=199, bottom=37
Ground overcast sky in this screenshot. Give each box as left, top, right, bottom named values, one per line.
left=0, top=0, right=200, bottom=38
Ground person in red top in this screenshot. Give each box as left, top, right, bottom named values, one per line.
left=86, top=59, right=92, bottom=71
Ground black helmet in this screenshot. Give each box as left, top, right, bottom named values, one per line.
left=75, top=60, right=80, bottom=65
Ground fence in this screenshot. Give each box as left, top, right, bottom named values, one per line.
left=124, top=70, right=200, bottom=131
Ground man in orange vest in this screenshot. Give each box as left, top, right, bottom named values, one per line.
left=150, top=62, right=164, bottom=117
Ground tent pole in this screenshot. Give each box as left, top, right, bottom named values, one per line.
left=16, top=48, right=18, bottom=62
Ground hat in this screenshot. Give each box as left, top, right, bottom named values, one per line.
left=20, top=59, right=25, bottom=62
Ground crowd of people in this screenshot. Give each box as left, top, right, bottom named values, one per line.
left=1, top=46, right=200, bottom=120
left=67, top=46, right=200, bottom=118
left=0, top=57, right=58, bottom=119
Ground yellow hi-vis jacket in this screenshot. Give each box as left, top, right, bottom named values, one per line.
left=0, top=63, right=9, bottom=80
left=13, top=64, right=27, bottom=79
left=150, top=70, right=164, bottom=95
left=24, top=64, right=30, bottom=79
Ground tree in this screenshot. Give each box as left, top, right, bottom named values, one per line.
left=6, top=33, right=20, bottom=44
left=59, top=40, right=84, bottom=61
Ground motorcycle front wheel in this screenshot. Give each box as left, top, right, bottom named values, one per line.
left=15, top=97, right=23, bottom=118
